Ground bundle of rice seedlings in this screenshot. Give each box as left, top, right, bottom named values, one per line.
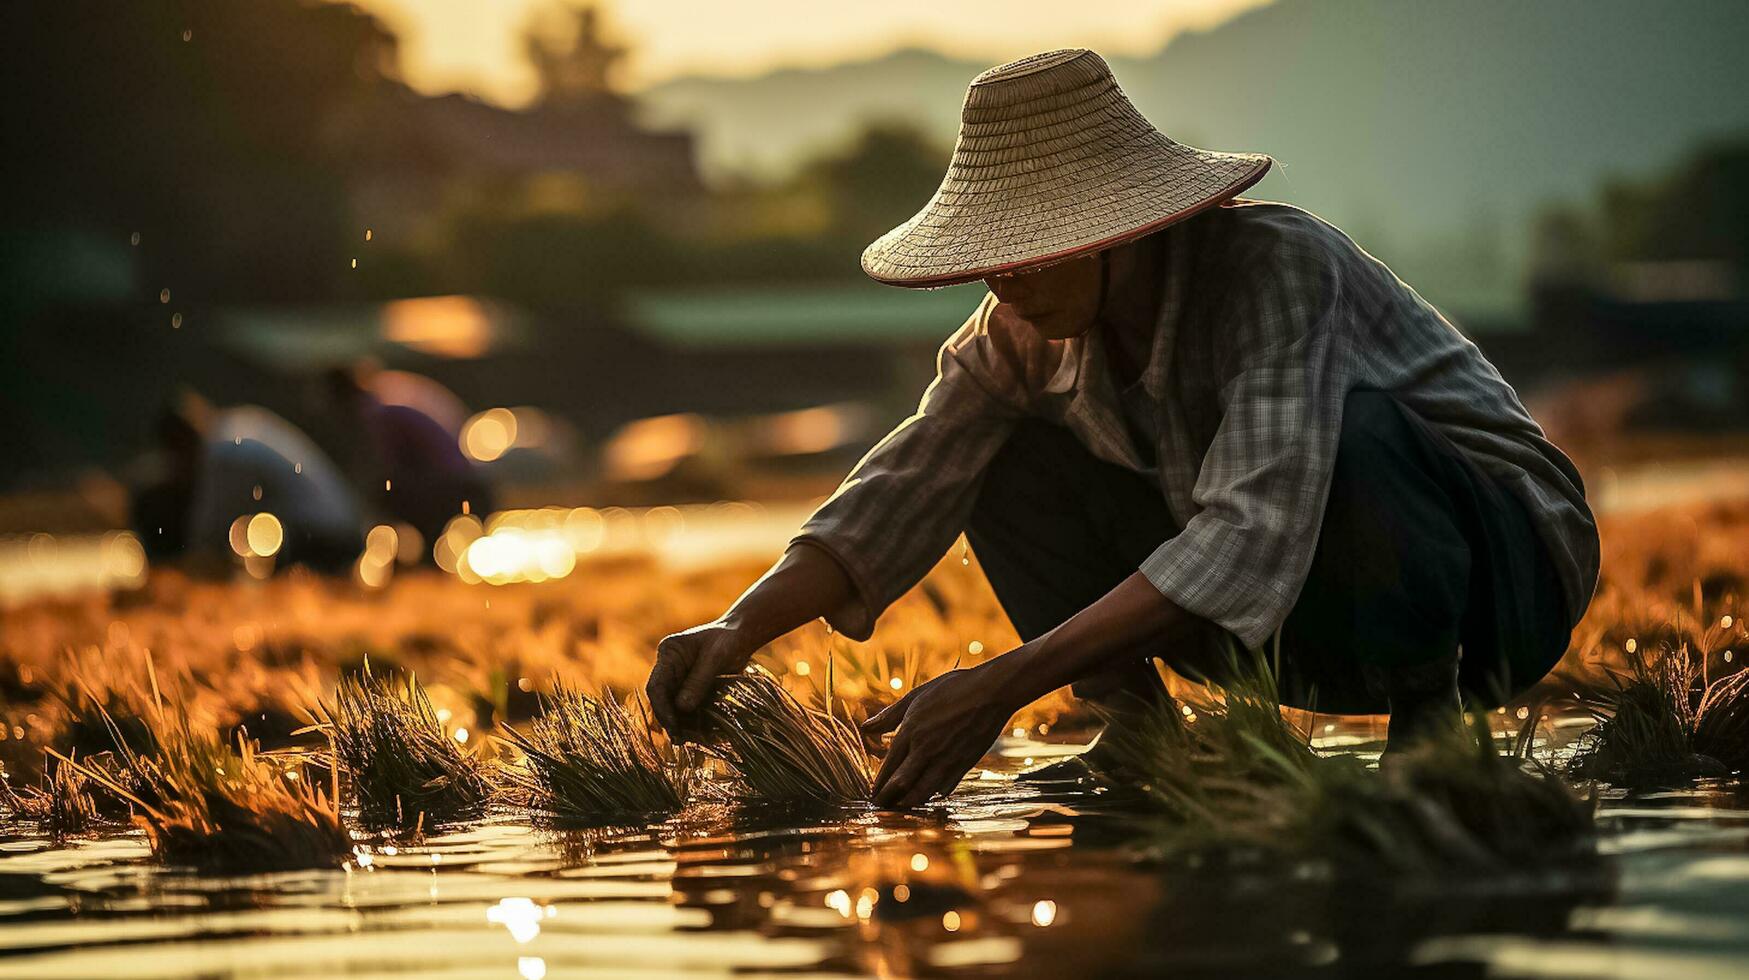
left=1091, top=651, right=1322, bottom=852
left=58, top=704, right=349, bottom=873
left=311, top=665, right=492, bottom=828
left=697, top=667, right=872, bottom=807
left=497, top=683, right=689, bottom=823
left=1091, top=653, right=1595, bottom=872
left=1570, top=643, right=1749, bottom=785
left=55, top=688, right=157, bottom=760
left=1, top=755, right=101, bottom=836
left=1314, top=717, right=1596, bottom=872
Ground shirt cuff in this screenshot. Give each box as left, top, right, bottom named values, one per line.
left=1138, top=525, right=1293, bottom=651
left=788, top=535, right=878, bottom=641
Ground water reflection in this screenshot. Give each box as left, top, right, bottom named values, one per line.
left=0, top=737, right=1747, bottom=977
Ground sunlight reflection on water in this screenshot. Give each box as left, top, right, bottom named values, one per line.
left=2, top=729, right=1749, bottom=977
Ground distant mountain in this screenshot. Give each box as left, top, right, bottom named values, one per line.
left=637, top=0, right=1749, bottom=319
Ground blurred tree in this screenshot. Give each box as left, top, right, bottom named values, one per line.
left=1597, top=139, right=1749, bottom=271
left=1, top=0, right=398, bottom=307
left=415, top=118, right=949, bottom=305
left=1531, top=138, right=1749, bottom=292
left=793, top=120, right=948, bottom=250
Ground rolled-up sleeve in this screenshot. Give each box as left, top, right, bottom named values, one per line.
left=791, top=293, right=1031, bottom=640
left=1138, top=251, right=1356, bottom=649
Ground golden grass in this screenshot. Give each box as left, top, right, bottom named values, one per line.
left=56, top=682, right=350, bottom=873
left=0, top=497, right=1745, bottom=848
left=697, top=666, right=873, bottom=806
left=0, top=550, right=1046, bottom=779
left=1, top=755, right=101, bottom=837
left=497, top=683, right=689, bottom=822
left=1092, top=654, right=1596, bottom=871
left=309, top=664, right=493, bottom=829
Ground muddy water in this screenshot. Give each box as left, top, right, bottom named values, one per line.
left=2, top=729, right=1748, bottom=978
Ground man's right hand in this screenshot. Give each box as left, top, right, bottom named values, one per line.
left=646, top=621, right=753, bottom=735
left=643, top=542, right=856, bottom=735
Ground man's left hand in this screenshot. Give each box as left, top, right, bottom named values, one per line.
left=860, top=665, right=1018, bottom=809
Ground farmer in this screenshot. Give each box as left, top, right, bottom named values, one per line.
left=323, top=362, right=495, bottom=558
left=132, top=393, right=363, bottom=573
left=645, top=50, right=1599, bottom=807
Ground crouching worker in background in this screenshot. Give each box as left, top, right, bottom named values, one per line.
left=324, top=362, right=495, bottom=560
left=131, top=393, right=363, bottom=574
left=643, top=50, right=1600, bottom=809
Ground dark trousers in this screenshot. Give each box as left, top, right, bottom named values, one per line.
left=965, top=390, right=1573, bottom=714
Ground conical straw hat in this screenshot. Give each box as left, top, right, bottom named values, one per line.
left=861, top=49, right=1272, bottom=288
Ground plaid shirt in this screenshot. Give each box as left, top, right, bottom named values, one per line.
left=793, top=200, right=1599, bottom=650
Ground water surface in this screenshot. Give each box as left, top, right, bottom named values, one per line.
left=3, top=728, right=1748, bottom=978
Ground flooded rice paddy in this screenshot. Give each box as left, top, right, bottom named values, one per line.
left=7, top=497, right=1749, bottom=976
left=4, top=724, right=1749, bottom=978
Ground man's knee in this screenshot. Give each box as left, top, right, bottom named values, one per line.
left=984, top=420, right=1080, bottom=482
left=970, top=421, right=1082, bottom=535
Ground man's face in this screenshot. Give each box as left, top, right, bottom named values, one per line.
left=984, top=252, right=1103, bottom=341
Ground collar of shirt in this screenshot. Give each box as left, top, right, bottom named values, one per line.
left=1040, top=216, right=1199, bottom=469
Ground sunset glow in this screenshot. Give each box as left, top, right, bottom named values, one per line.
left=345, top=0, right=1272, bottom=104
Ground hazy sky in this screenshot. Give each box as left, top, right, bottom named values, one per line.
left=349, top=0, right=1271, bottom=103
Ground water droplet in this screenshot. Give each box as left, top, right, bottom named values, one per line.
left=129, top=232, right=141, bottom=246
left=170, top=312, right=182, bottom=329
left=181, top=29, right=192, bottom=42
left=350, top=258, right=358, bottom=269
left=365, top=228, right=373, bottom=242
left=159, top=288, right=171, bottom=304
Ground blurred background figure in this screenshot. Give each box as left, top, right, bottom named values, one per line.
left=131, top=393, right=362, bottom=572
left=324, top=361, right=496, bottom=558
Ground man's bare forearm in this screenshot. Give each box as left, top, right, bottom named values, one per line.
left=858, top=570, right=1213, bottom=808
left=980, top=571, right=1209, bottom=709
left=649, top=543, right=856, bottom=728
left=718, top=542, right=854, bottom=651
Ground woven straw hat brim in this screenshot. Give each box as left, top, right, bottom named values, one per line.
left=861, top=49, right=1272, bottom=289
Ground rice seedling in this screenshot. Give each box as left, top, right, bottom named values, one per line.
left=311, top=664, right=492, bottom=828
left=56, top=698, right=349, bottom=873
left=497, top=682, right=689, bottom=822
left=1313, top=715, right=1596, bottom=872
left=696, top=666, right=873, bottom=807
left=54, top=687, right=157, bottom=760
left=1, top=754, right=101, bottom=836
left=1570, top=641, right=1749, bottom=785
left=1089, top=651, right=1320, bottom=848
left=1090, top=652, right=1596, bottom=872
